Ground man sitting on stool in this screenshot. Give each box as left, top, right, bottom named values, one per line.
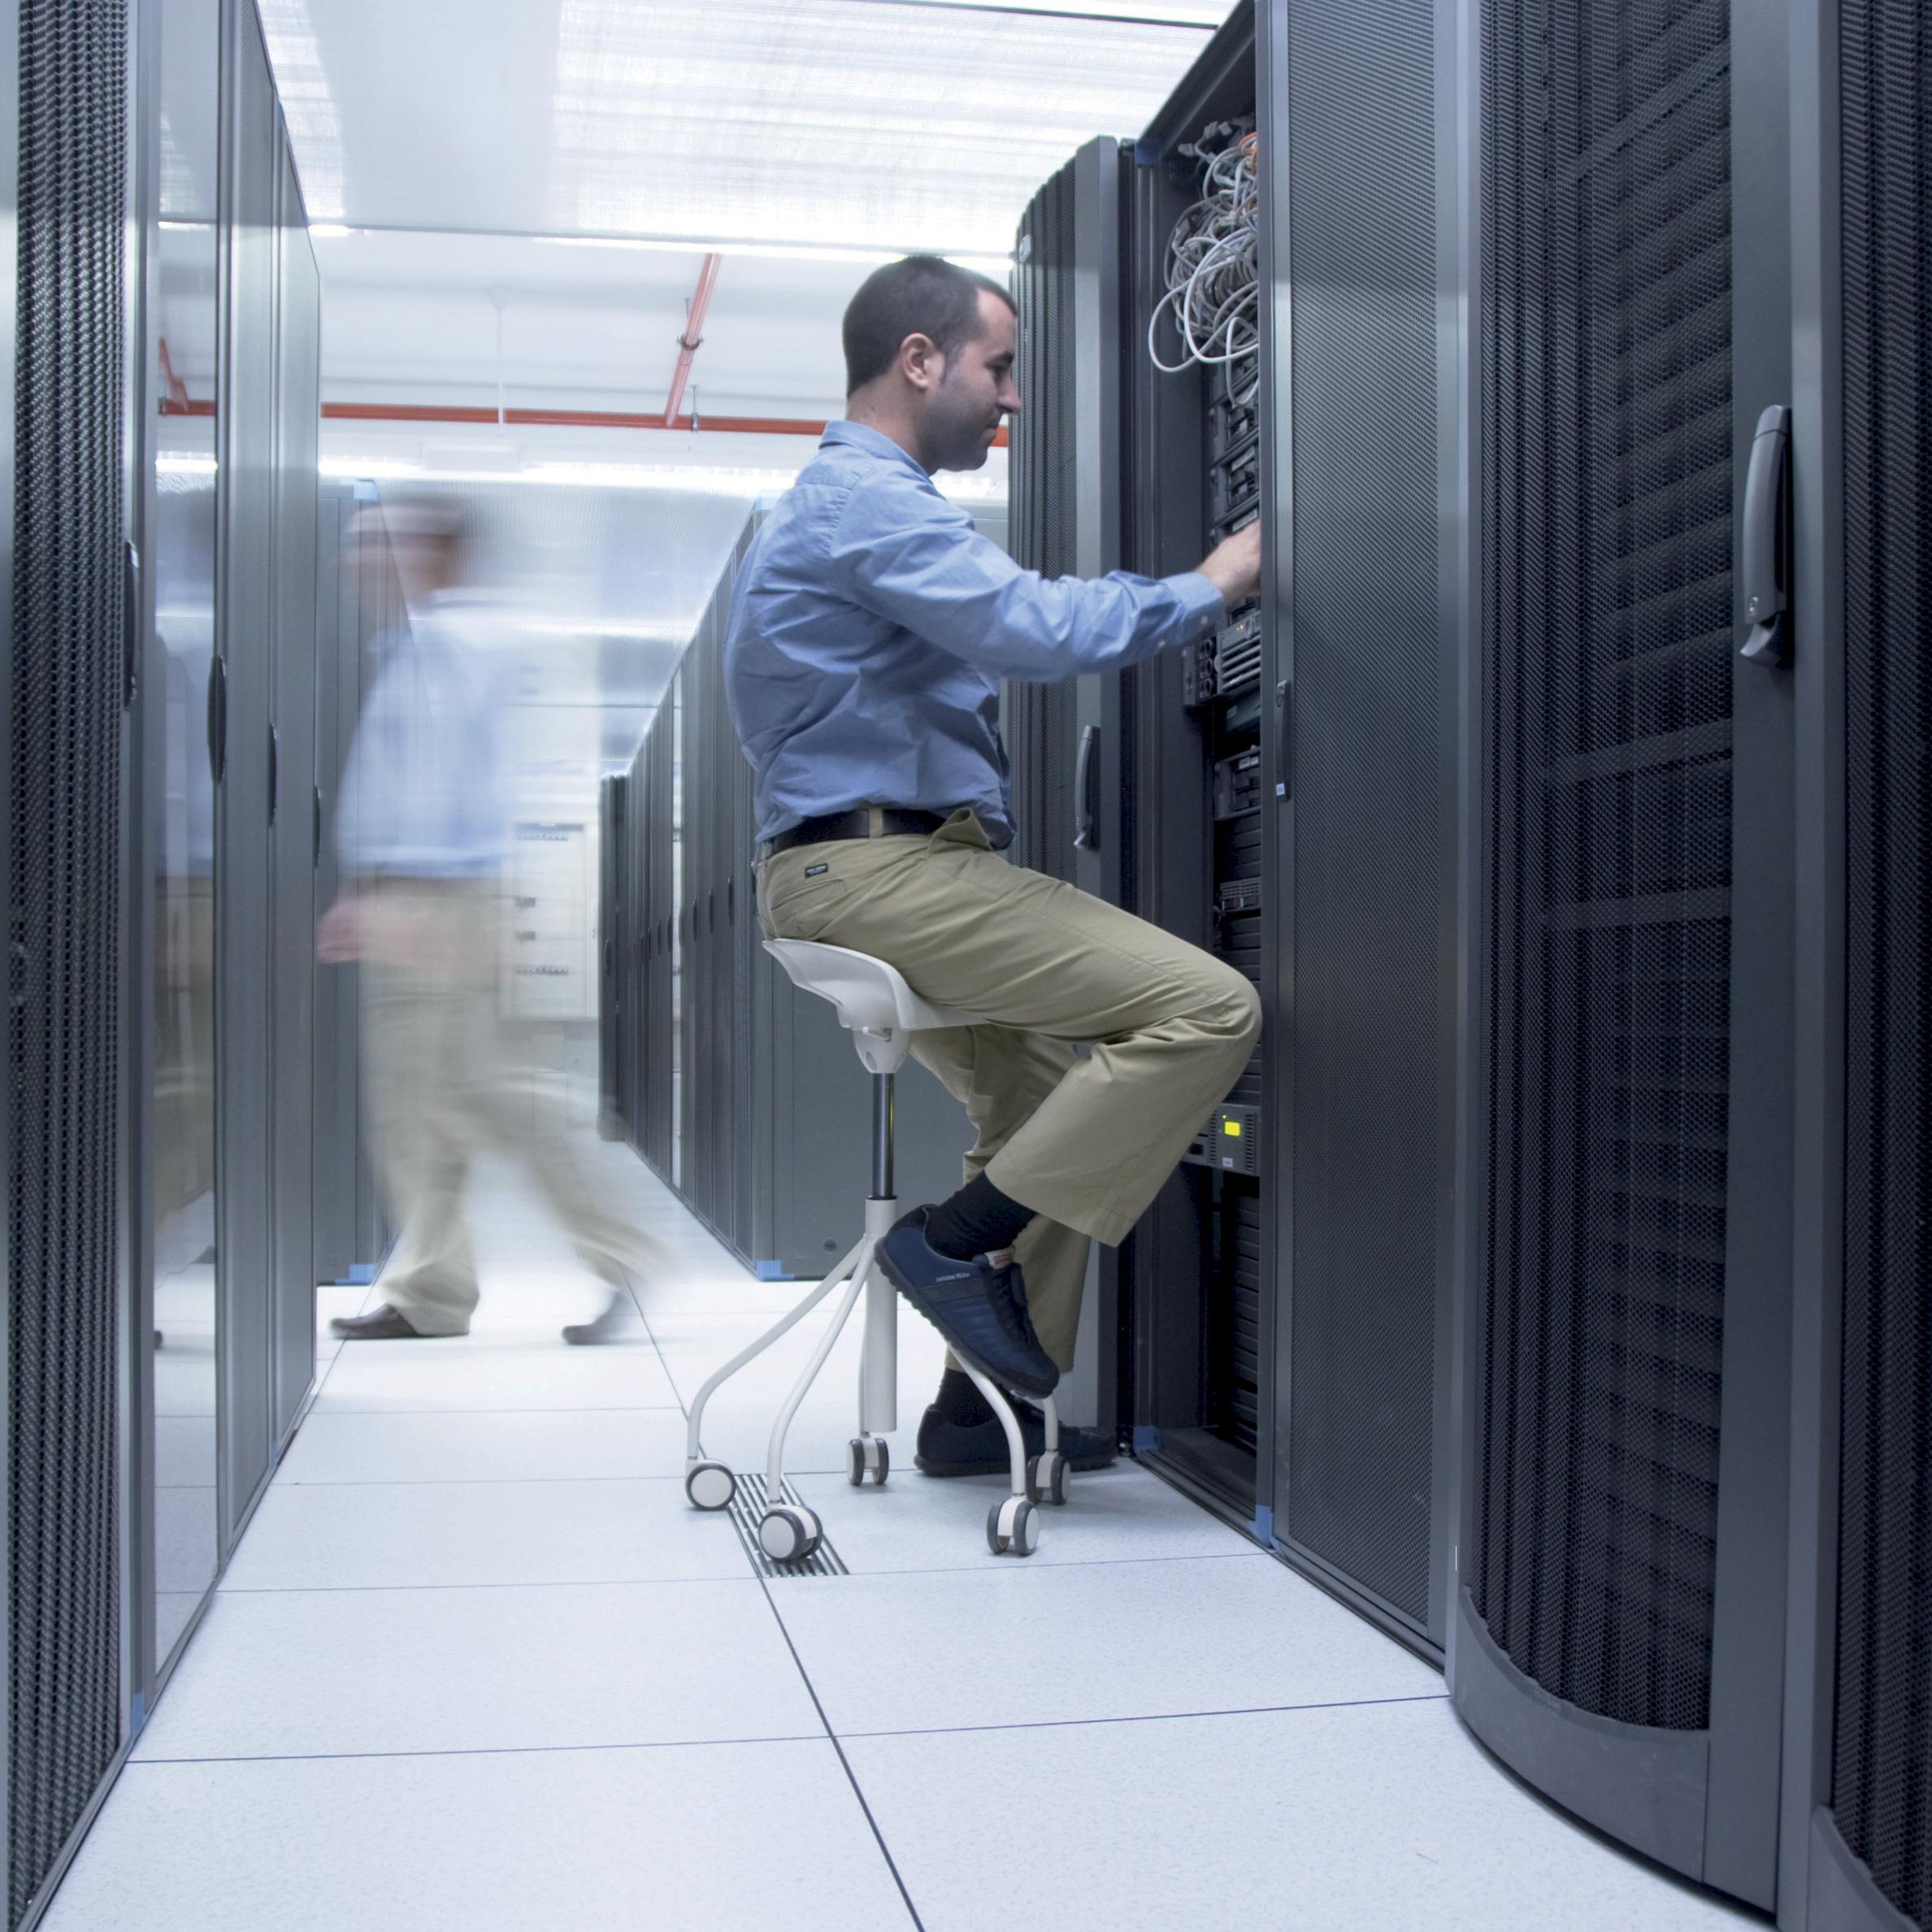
left=725, top=255, right=1262, bottom=1477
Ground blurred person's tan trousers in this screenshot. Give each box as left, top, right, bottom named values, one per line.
left=756, top=810, right=1261, bottom=1374
left=359, top=882, right=643, bottom=1336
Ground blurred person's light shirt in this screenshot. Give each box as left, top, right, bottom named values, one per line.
left=336, top=588, right=510, bottom=879
left=724, top=419, right=1224, bottom=847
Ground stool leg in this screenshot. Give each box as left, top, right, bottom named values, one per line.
left=766, top=1240, right=873, bottom=1502
left=961, top=1365, right=1042, bottom=1558
left=1030, top=1393, right=1070, bottom=1508
left=683, top=1235, right=866, bottom=1512
left=858, top=1195, right=898, bottom=1437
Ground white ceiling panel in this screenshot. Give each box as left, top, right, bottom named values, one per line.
left=260, top=0, right=1222, bottom=252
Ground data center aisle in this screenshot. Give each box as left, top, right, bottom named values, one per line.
left=48, top=1134, right=1762, bottom=1931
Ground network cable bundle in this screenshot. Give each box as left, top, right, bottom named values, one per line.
left=1154, top=119, right=1263, bottom=710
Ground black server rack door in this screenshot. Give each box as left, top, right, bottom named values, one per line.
left=269, top=148, right=320, bottom=1444
left=597, top=775, right=620, bottom=1137
left=1120, top=12, right=1261, bottom=1512
left=1009, top=158, right=1082, bottom=889
left=1268, top=0, right=1449, bottom=1648
left=1826, top=2, right=1932, bottom=1925
left=8, top=0, right=128, bottom=1915
left=1460, top=0, right=1794, bottom=1900
left=215, top=0, right=283, bottom=1538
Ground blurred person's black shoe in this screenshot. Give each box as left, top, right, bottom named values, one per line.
left=331, top=1305, right=436, bottom=1340
left=875, top=1209, right=1059, bottom=1400
left=914, top=1369, right=1114, bottom=1476
left=562, top=1288, right=637, bottom=1346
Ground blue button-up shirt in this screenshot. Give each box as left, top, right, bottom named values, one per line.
left=335, top=590, right=510, bottom=880
left=725, top=419, right=1226, bottom=845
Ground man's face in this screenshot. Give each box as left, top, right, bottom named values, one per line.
left=921, top=289, right=1022, bottom=472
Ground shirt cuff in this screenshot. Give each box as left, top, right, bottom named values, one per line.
left=1170, top=571, right=1227, bottom=633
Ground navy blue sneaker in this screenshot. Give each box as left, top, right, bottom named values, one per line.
left=915, top=1402, right=1116, bottom=1478
left=876, top=1208, right=1060, bottom=1400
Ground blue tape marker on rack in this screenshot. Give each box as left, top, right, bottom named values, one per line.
left=345, top=1265, right=377, bottom=1286
left=755, top=1261, right=786, bottom=1281
left=1132, top=1425, right=1162, bottom=1453
left=1133, top=135, right=1164, bottom=168
left=1250, top=1504, right=1274, bottom=1545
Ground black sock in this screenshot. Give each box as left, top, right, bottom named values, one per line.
left=934, top=1367, right=995, bottom=1426
left=924, top=1172, right=1035, bottom=1262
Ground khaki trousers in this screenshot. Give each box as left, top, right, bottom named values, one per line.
left=360, top=884, right=645, bottom=1336
left=756, top=810, right=1261, bottom=1374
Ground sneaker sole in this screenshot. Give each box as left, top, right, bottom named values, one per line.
left=876, top=1254, right=1060, bottom=1401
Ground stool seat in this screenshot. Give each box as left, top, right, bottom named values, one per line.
left=764, top=939, right=977, bottom=1036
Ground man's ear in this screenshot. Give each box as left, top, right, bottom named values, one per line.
left=899, top=330, right=944, bottom=393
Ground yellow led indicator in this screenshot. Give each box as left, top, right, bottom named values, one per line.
left=1223, top=1120, right=1242, bottom=1137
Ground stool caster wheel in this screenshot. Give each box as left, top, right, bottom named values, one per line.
left=759, top=1504, right=822, bottom=1564
left=987, top=1495, right=1039, bottom=1557
left=847, top=1437, right=889, bottom=1487
left=1027, top=1451, right=1069, bottom=1507
left=685, top=1461, right=736, bottom=1512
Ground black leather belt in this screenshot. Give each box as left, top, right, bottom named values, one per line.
left=765, top=807, right=948, bottom=856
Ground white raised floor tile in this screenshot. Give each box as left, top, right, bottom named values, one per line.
left=775, top=1553, right=1442, bottom=1736
left=46, top=1740, right=912, bottom=1932
left=788, top=1461, right=1256, bottom=1574
left=845, top=1700, right=1762, bottom=1932
left=220, top=1474, right=751, bottom=1591
left=133, top=1578, right=814, bottom=1761
left=276, top=1407, right=693, bottom=1486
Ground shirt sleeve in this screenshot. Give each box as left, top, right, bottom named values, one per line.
left=831, top=473, right=1226, bottom=680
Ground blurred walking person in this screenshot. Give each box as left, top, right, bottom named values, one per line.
left=319, top=499, right=645, bottom=1344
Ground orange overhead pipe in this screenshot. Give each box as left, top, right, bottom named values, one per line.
left=165, top=395, right=1012, bottom=448
left=663, top=253, right=723, bottom=428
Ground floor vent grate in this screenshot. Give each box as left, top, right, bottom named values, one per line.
left=728, top=1472, right=849, bottom=1578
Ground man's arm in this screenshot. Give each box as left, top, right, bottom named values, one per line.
left=835, top=480, right=1261, bottom=680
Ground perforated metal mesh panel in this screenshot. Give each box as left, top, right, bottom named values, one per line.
left=1474, top=0, right=1732, bottom=1730
left=1833, top=2, right=1932, bottom=1916
left=1009, top=164, right=1079, bottom=886
left=9, top=0, right=128, bottom=1918
left=1278, top=0, right=1439, bottom=1630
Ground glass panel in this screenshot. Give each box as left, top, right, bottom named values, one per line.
left=150, top=0, right=222, bottom=1667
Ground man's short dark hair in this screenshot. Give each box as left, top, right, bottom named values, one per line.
left=842, top=254, right=1015, bottom=394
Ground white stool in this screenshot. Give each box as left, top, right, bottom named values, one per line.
left=682, top=938, right=1067, bottom=1561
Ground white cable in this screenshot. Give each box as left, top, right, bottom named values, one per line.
left=1148, top=124, right=1260, bottom=379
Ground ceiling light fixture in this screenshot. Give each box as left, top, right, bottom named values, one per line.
left=530, top=233, right=1012, bottom=278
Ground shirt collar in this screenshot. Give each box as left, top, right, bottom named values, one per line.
left=820, top=418, right=931, bottom=482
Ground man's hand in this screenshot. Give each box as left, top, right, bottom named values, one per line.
left=1196, top=521, right=1262, bottom=608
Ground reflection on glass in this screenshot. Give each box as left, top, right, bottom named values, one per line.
left=150, top=0, right=221, bottom=1667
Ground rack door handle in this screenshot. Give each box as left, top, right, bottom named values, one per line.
left=1073, top=724, right=1100, bottom=851
left=122, top=541, right=141, bottom=708
left=268, top=725, right=280, bottom=823
left=1740, top=403, right=1793, bottom=666
left=1274, top=680, right=1292, bottom=801
left=206, top=655, right=227, bottom=783
left=312, top=784, right=323, bottom=866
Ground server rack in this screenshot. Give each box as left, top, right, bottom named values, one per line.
left=211, top=0, right=280, bottom=1545
left=596, top=774, right=627, bottom=1140
left=5, top=0, right=133, bottom=1920
left=1452, top=0, right=1796, bottom=1908
left=1009, top=138, right=1131, bottom=1438
left=312, top=480, right=396, bottom=1290
left=1782, top=4, right=1932, bottom=1928
left=267, top=137, right=320, bottom=1449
